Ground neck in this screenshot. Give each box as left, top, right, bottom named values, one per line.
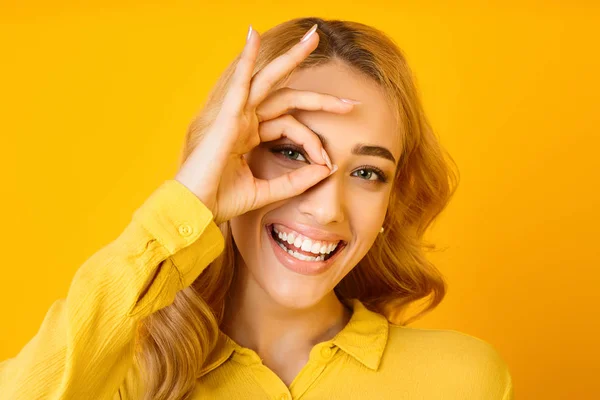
left=221, top=264, right=352, bottom=360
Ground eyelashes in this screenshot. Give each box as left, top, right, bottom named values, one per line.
left=351, top=165, right=388, bottom=183
left=269, top=144, right=388, bottom=183
left=271, top=144, right=308, bottom=163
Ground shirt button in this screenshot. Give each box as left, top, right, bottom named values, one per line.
left=178, top=224, right=193, bottom=237
left=277, top=394, right=291, bottom=400
left=320, top=346, right=333, bottom=359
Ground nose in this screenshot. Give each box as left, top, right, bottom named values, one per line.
left=297, top=173, right=346, bottom=225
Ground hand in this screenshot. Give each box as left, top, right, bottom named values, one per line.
left=175, top=24, right=357, bottom=225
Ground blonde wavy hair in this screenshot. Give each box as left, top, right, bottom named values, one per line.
left=134, top=16, right=459, bottom=400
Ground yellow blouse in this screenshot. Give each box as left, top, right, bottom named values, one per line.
left=0, top=179, right=514, bottom=400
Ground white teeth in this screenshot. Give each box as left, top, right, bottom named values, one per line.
left=277, top=241, right=288, bottom=251
left=301, top=239, right=313, bottom=252
left=311, top=242, right=321, bottom=254
left=293, top=236, right=302, bottom=248
left=294, top=250, right=315, bottom=261
left=272, top=225, right=340, bottom=256
left=279, top=243, right=318, bottom=261
left=277, top=240, right=322, bottom=262
left=287, top=233, right=295, bottom=245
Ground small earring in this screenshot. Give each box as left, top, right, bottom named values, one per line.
left=379, top=227, right=384, bottom=234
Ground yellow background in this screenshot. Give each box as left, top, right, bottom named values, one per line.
left=1, top=1, right=598, bottom=398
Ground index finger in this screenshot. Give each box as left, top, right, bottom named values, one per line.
left=221, top=25, right=261, bottom=116
left=245, top=24, right=319, bottom=109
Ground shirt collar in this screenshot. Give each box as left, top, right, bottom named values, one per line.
left=331, top=298, right=389, bottom=370
left=198, top=298, right=389, bottom=378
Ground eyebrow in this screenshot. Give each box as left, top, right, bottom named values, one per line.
left=312, top=131, right=397, bottom=164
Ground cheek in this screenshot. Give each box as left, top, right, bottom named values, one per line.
left=343, top=191, right=390, bottom=266
left=229, top=210, right=262, bottom=264
left=348, top=191, right=389, bottom=236
left=230, top=203, right=282, bottom=270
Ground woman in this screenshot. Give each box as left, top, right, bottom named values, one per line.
left=0, top=17, right=513, bottom=400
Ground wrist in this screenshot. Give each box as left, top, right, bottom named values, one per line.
left=174, top=174, right=217, bottom=216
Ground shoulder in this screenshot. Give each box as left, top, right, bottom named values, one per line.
left=386, top=324, right=507, bottom=363
left=381, top=324, right=514, bottom=399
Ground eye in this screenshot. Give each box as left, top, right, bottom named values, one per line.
left=271, top=145, right=308, bottom=163
left=281, top=149, right=307, bottom=162
left=351, top=167, right=387, bottom=183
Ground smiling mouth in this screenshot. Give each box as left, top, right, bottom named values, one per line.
left=267, top=224, right=346, bottom=263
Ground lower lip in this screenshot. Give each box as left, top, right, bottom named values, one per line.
left=265, top=225, right=343, bottom=276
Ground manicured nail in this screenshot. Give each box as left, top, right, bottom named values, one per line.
left=340, top=98, right=361, bottom=104
left=300, top=24, right=318, bottom=43
left=247, top=25, right=253, bottom=42
left=328, top=164, right=338, bottom=176
left=321, top=148, right=332, bottom=170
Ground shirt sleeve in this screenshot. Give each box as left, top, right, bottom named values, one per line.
left=465, top=336, right=515, bottom=400
left=501, top=369, right=515, bottom=400
left=0, top=179, right=225, bottom=400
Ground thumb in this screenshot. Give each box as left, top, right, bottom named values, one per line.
left=252, top=164, right=336, bottom=209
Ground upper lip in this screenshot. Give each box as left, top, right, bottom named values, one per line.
left=267, top=221, right=348, bottom=243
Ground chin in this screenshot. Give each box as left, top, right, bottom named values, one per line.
left=263, top=286, right=327, bottom=310
left=246, top=224, right=349, bottom=311
left=230, top=212, right=358, bottom=311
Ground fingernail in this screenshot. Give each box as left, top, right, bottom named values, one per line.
left=340, top=98, right=361, bottom=104
left=247, top=25, right=253, bottom=42
left=328, top=164, right=338, bottom=176
left=321, top=148, right=332, bottom=170
left=300, top=23, right=318, bottom=43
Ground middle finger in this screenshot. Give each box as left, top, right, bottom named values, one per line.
left=255, top=88, right=358, bottom=123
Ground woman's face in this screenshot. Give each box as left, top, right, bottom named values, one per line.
left=230, top=60, right=401, bottom=309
